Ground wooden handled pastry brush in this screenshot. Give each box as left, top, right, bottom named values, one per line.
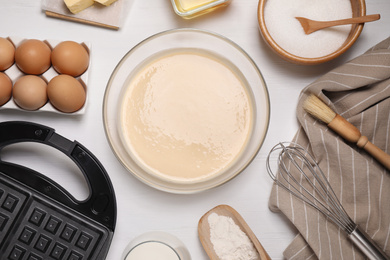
left=303, top=94, right=390, bottom=171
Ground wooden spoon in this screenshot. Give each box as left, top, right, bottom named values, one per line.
left=198, top=205, right=271, bottom=260
left=296, top=14, right=380, bottom=34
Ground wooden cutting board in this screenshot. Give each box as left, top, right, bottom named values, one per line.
left=42, top=0, right=125, bottom=30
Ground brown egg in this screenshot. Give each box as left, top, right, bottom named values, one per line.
left=13, top=75, right=48, bottom=110
left=15, top=39, right=51, bottom=75
left=0, top=37, right=15, bottom=71
left=0, top=72, right=12, bottom=106
left=51, top=41, right=89, bottom=77
left=47, top=75, right=86, bottom=113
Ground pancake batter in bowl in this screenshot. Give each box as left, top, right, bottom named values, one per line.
left=119, top=49, right=254, bottom=183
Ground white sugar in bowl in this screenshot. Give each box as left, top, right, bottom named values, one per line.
left=257, top=0, right=366, bottom=65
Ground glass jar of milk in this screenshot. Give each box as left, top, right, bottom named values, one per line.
left=123, top=232, right=191, bottom=260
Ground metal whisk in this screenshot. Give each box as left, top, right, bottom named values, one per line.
left=266, top=142, right=389, bottom=260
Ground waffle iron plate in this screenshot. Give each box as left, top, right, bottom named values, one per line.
left=0, top=121, right=116, bottom=260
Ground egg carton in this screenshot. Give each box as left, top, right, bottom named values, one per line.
left=0, top=36, right=91, bottom=115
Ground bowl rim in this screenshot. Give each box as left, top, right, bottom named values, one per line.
left=257, top=0, right=366, bottom=65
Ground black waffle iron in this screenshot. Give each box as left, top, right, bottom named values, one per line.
left=0, top=121, right=116, bottom=260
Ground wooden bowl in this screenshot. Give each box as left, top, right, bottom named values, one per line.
left=257, top=0, right=366, bottom=65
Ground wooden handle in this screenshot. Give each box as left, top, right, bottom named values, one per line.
left=297, top=14, right=381, bottom=34
left=328, top=114, right=390, bottom=170
left=328, top=114, right=361, bottom=143
left=323, top=14, right=380, bottom=27
left=358, top=138, right=390, bottom=170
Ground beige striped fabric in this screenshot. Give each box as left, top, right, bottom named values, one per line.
left=269, top=37, right=390, bottom=259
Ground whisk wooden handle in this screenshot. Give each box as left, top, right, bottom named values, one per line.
left=328, top=115, right=390, bottom=170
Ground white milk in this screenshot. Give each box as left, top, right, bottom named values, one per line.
left=125, top=241, right=180, bottom=260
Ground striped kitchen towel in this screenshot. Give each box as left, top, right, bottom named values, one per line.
left=269, top=37, right=390, bottom=259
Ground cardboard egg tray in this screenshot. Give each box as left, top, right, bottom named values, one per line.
left=0, top=36, right=91, bottom=115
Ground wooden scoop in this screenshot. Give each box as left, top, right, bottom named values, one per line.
left=296, top=14, right=380, bottom=34
left=198, top=205, right=271, bottom=260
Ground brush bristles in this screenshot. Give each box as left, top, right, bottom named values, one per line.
left=303, top=94, right=336, bottom=124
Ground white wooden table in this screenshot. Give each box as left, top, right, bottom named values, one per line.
left=0, top=0, right=389, bottom=259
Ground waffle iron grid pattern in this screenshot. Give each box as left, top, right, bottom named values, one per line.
left=0, top=177, right=108, bottom=260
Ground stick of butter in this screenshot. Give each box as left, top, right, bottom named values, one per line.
left=94, top=0, right=118, bottom=6
left=64, top=0, right=94, bottom=14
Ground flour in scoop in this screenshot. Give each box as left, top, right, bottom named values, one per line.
left=264, top=0, right=352, bottom=58
left=208, top=213, right=259, bottom=260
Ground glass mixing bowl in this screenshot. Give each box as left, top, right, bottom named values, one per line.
left=103, top=28, right=270, bottom=193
